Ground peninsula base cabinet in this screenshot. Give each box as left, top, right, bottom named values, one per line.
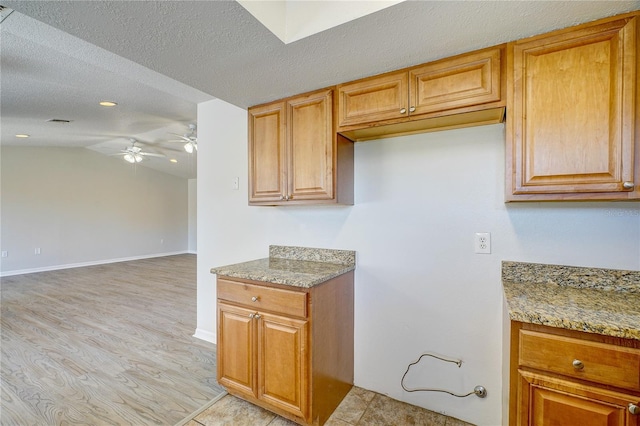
left=510, top=322, right=640, bottom=426
left=216, top=272, right=354, bottom=426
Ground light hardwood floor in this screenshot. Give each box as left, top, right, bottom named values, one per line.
left=1, top=254, right=224, bottom=425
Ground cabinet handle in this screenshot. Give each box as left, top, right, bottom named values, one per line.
left=288, top=195, right=293, bottom=200
left=623, top=181, right=634, bottom=190
left=572, top=359, right=584, bottom=370
left=400, top=108, right=407, bottom=114
left=249, top=313, right=255, bottom=318
left=280, top=195, right=286, bottom=200
left=254, top=313, right=261, bottom=319
left=251, top=296, right=259, bottom=302
left=409, top=106, right=416, bottom=113
left=629, top=404, right=640, bottom=415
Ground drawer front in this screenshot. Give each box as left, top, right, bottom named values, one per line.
left=217, top=278, right=307, bottom=318
left=519, top=330, right=640, bottom=391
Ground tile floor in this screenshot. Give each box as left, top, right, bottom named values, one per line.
left=181, top=387, right=474, bottom=426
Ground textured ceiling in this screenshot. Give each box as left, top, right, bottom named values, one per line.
left=2, top=1, right=640, bottom=179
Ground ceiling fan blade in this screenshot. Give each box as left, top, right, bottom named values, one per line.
left=168, top=133, right=193, bottom=142
left=141, top=152, right=166, bottom=158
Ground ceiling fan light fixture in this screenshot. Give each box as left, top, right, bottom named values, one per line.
left=134, top=154, right=143, bottom=162
left=123, top=153, right=136, bottom=163
left=184, top=142, right=194, bottom=154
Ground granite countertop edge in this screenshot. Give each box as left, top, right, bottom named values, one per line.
left=210, top=246, right=357, bottom=289
left=503, top=281, right=640, bottom=341
left=211, top=260, right=356, bottom=288
left=502, top=261, right=640, bottom=341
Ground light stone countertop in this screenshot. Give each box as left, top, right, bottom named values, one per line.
left=502, top=261, right=640, bottom=341
left=210, top=245, right=356, bottom=288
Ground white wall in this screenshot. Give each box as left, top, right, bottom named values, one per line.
left=0, top=146, right=189, bottom=275
left=196, top=99, right=640, bottom=425
left=188, top=178, right=197, bottom=253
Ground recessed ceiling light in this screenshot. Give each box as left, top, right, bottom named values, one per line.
left=99, top=101, right=117, bottom=107
left=15, top=134, right=30, bottom=138
left=169, top=158, right=178, bottom=163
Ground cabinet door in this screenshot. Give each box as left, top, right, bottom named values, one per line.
left=287, top=89, right=334, bottom=201
left=217, top=302, right=257, bottom=397
left=249, top=102, right=287, bottom=203
left=518, top=371, right=640, bottom=426
left=409, top=47, right=502, bottom=115
left=337, top=71, right=408, bottom=127
left=508, top=16, right=638, bottom=199
left=257, top=312, right=309, bottom=420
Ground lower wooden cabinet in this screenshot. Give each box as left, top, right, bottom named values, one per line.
left=218, top=302, right=309, bottom=418
left=518, top=371, right=639, bottom=426
left=216, top=273, right=354, bottom=425
left=510, top=322, right=640, bottom=426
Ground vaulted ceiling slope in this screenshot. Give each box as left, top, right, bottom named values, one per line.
left=6, top=1, right=639, bottom=110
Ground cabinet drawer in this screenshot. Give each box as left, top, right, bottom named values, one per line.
left=217, top=278, right=307, bottom=318
left=519, top=330, right=640, bottom=391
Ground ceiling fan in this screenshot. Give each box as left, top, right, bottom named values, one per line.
left=111, top=139, right=166, bottom=163
left=168, top=123, right=198, bottom=153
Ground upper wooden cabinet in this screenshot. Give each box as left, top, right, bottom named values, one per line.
left=506, top=13, right=640, bottom=201
left=248, top=88, right=354, bottom=206
left=336, top=46, right=506, bottom=141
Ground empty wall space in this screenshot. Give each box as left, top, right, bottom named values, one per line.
left=0, top=146, right=190, bottom=275
left=197, top=99, right=640, bottom=425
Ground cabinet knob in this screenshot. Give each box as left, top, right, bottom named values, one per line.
left=400, top=108, right=407, bottom=114
left=629, top=404, right=640, bottom=415
left=251, top=296, right=259, bottom=302
left=623, top=181, right=634, bottom=190
left=572, top=359, right=584, bottom=370
left=249, top=313, right=255, bottom=318
left=409, top=106, right=416, bottom=113
left=280, top=195, right=286, bottom=200
left=254, top=313, right=261, bottom=319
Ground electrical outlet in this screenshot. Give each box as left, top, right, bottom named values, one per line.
left=1, top=251, right=7, bottom=258
left=474, top=233, right=491, bottom=254
left=35, top=247, right=41, bottom=255
left=233, top=177, right=239, bottom=190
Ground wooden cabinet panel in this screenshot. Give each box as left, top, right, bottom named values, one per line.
left=217, top=303, right=256, bottom=396
left=410, top=47, right=502, bottom=115
left=288, top=90, right=334, bottom=201
left=336, top=46, right=505, bottom=139
left=507, top=15, right=639, bottom=200
left=217, top=273, right=354, bottom=425
left=217, top=278, right=307, bottom=318
left=337, top=72, right=408, bottom=127
left=249, top=102, right=286, bottom=203
left=258, top=313, right=309, bottom=419
left=519, top=330, right=640, bottom=391
left=510, top=322, right=640, bottom=426
left=249, top=88, right=353, bottom=206
left=518, top=370, right=640, bottom=426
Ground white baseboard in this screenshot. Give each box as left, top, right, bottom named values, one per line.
left=193, top=328, right=216, bottom=344
left=0, top=251, right=190, bottom=277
